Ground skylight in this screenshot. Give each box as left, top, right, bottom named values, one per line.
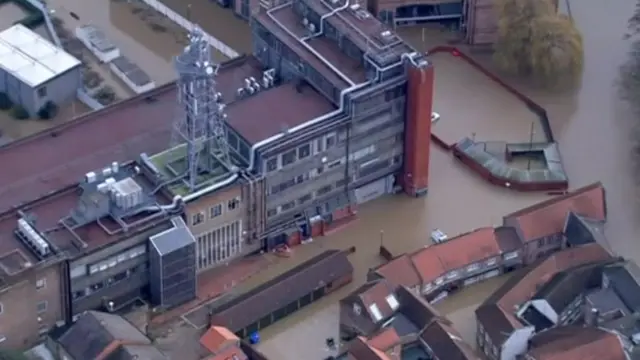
left=386, top=294, right=400, bottom=310
left=369, top=303, right=383, bottom=322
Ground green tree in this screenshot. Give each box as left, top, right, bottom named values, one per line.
left=493, top=0, right=584, bottom=86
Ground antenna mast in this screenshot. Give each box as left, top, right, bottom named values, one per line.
left=171, top=24, right=230, bottom=192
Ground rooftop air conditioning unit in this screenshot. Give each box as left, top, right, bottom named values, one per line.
left=381, top=30, right=392, bottom=38
left=350, top=4, right=360, bottom=11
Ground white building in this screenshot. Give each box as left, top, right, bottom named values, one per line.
left=0, top=24, right=81, bottom=116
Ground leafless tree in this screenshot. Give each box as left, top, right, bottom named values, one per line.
left=494, top=0, right=583, bottom=87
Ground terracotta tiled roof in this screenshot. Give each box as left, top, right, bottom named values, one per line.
left=526, top=326, right=626, bottom=360
left=205, top=345, right=248, bottom=360
left=358, top=280, right=398, bottom=322
left=374, top=228, right=502, bottom=289
left=504, top=182, right=606, bottom=242
left=200, top=326, right=239, bottom=354
left=409, top=247, right=446, bottom=284
left=348, top=336, right=392, bottom=360
left=367, top=327, right=401, bottom=352
left=374, top=254, right=421, bottom=289
left=476, top=243, right=613, bottom=346
left=432, top=227, right=501, bottom=270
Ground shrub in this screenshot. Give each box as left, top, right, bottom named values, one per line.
left=10, top=105, right=29, bottom=120
left=38, top=101, right=59, bottom=120
left=0, top=92, right=12, bottom=110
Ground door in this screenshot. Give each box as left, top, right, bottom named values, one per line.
left=355, top=178, right=387, bottom=204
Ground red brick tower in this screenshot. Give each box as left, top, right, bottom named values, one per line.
left=402, top=59, right=434, bottom=197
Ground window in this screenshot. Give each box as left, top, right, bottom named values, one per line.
left=282, top=149, right=296, bottom=166
left=36, top=278, right=46, bottom=290
left=37, top=301, right=47, bottom=313
left=228, top=197, right=240, bottom=211
left=266, top=158, right=278, bottom=172
left=210, top=204, right=222, bottom=218
left=369, top=304, right=383, bottom=322
left=466, top=263, right=480, bottom=273
left=422, top=283, right=433, bottom=294
left=37, top=86, right=47, bottom=98
left=298, top=144, right=311, bottom=159
left=315, top=138, right=324, bottom=153
left=281, top=201, right=295, bottom=212
left=298, top=194, right=312, bottom=205
left=435, top=277, right=444, bottom=285
left=385, top=294, right=399, bottom=310
left=317, top=185, right=333, bottom=196
left=70, top=265, right=86, bottom=279
left=192, top=212, right=205, bottom=225
left=328, top=159, right=343, bottom=169
left=446, top=271, right=458, bottom=280
left=504, top=251, right=518, bottom=260
left=267, top=208, right=277, bottom=218
left=486, top=258, right=497, bottom=266
left=325, top=135, right=336, bottom=149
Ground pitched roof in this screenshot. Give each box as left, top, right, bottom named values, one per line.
left=526, top=326, right=626, bottom=360
left=420, top=320, right=481, bottom=360
left=604, top=264, right=640, bottom=312
left=200, top=326, right=240, bottom=354
left=57, top=311, right=155, bottom=360
left=205, top=345, right=248, bottom=360
left=357, top=280, right=398, bottom=323
left=431, top=227, right=501, bottom=270
left=476, top=243, right=613, bottom=345
left=564, top=212, right=606, bottom=247
left=367, top=327, right=401, bottom=353
left=211, top=249, right=353, bottom=332
left=504, top=182, right=606, bottom=242
left=347, top=337, right=392, bottom=360
left=374, top=254, right=421, bottom=289
left=377, top=228, right=503, bottom=289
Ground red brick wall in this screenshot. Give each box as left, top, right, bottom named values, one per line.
left=402, top=63, right=434, bottom=197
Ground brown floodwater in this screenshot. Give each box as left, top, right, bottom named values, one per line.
left=7, top=0, right=636, bottom=354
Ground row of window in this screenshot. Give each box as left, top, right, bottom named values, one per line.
left=191, top=196, right=241, bottom=226
left=68, top=245, right=146, bottom=280
left=267, top=176, right=350, bottom=218
left=196, top=221, right=243, bottom=270
left=0, top=299, right=48, bottom=317
left=72, top=264, right=145, bottom=301
left=422, top=256, right=505, bottom=294
left=265, top=132, right=340, bottom=172
left=537, top=234, right=563, bottom=248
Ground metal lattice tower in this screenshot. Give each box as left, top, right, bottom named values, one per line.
left=171, top=26, right=230, bottom=191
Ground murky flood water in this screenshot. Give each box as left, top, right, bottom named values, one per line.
left=0, top=3, right=27, bottom=29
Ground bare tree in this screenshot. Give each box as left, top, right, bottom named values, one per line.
left=493, top=0, right=583, bottom=86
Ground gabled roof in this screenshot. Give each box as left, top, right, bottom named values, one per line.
left=200, top=326, right=240, bottom=354
left=604, top=264, right=640, bottom=312
left=526, top=326, right=626, bottom=360
left=504, top=182, right=606, bottom=242
left=420, top=320, right=481, bottom=360
left=374, top=228, right=503, bottom=289
left=57, top=311, right=162, bottom=360
left=564, top=212, right=606, bottom=247
left=476, top=243, right=613, bottom=346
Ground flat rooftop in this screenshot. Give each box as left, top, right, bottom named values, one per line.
left=0, top=55, right=333, bottom=215
left=0, top=24, right=81, bottom=87
left=0, top=164, right=174, bottom=271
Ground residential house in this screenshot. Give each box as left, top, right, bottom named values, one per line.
left=474, top=243, right=613, bottom=360
left=339, top=284, right=481, bottom=359
left=50, top=310, right=167, bottom=360
left=563, top=211, right=607, bottom=247
left=370, top=227, right=520, bottom=302
left=503, top=182, right=606, bottom=264
left=522, top=326, right=627, bottom=360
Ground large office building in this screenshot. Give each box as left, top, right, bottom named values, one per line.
left=0, top=0, right=433, bottom=349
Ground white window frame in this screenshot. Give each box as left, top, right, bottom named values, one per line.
left=37, top=301, right=47, bottom=314
left=36, top=278, right=46, bottom=290
left=466, top=263, right=480, bottom=273
left=435, top=277, right=444, bottom=285
left=446, top=271, right=458, bottom=280
left=486, top=257, right=497, bottom=266
left=504, top=251, right=518, bottom=260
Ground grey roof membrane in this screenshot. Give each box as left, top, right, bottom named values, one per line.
left=455, top=138, right=568, bottom=184
left=150, top=217, right=195, bottom=256
left=111, top=56, right=152, bottom=86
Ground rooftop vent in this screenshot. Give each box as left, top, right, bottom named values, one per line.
left=381, top=30, right=392, bottom=38
left=356, top=9, right=370, bottom=19
left=110, top=177, right=144, bottom=210
left=17, top=218, right=50, bottom=257
left=350, top=3, right=360, bottom=11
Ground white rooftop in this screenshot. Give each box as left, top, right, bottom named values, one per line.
left=0, top=24, right=81, bottom=88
